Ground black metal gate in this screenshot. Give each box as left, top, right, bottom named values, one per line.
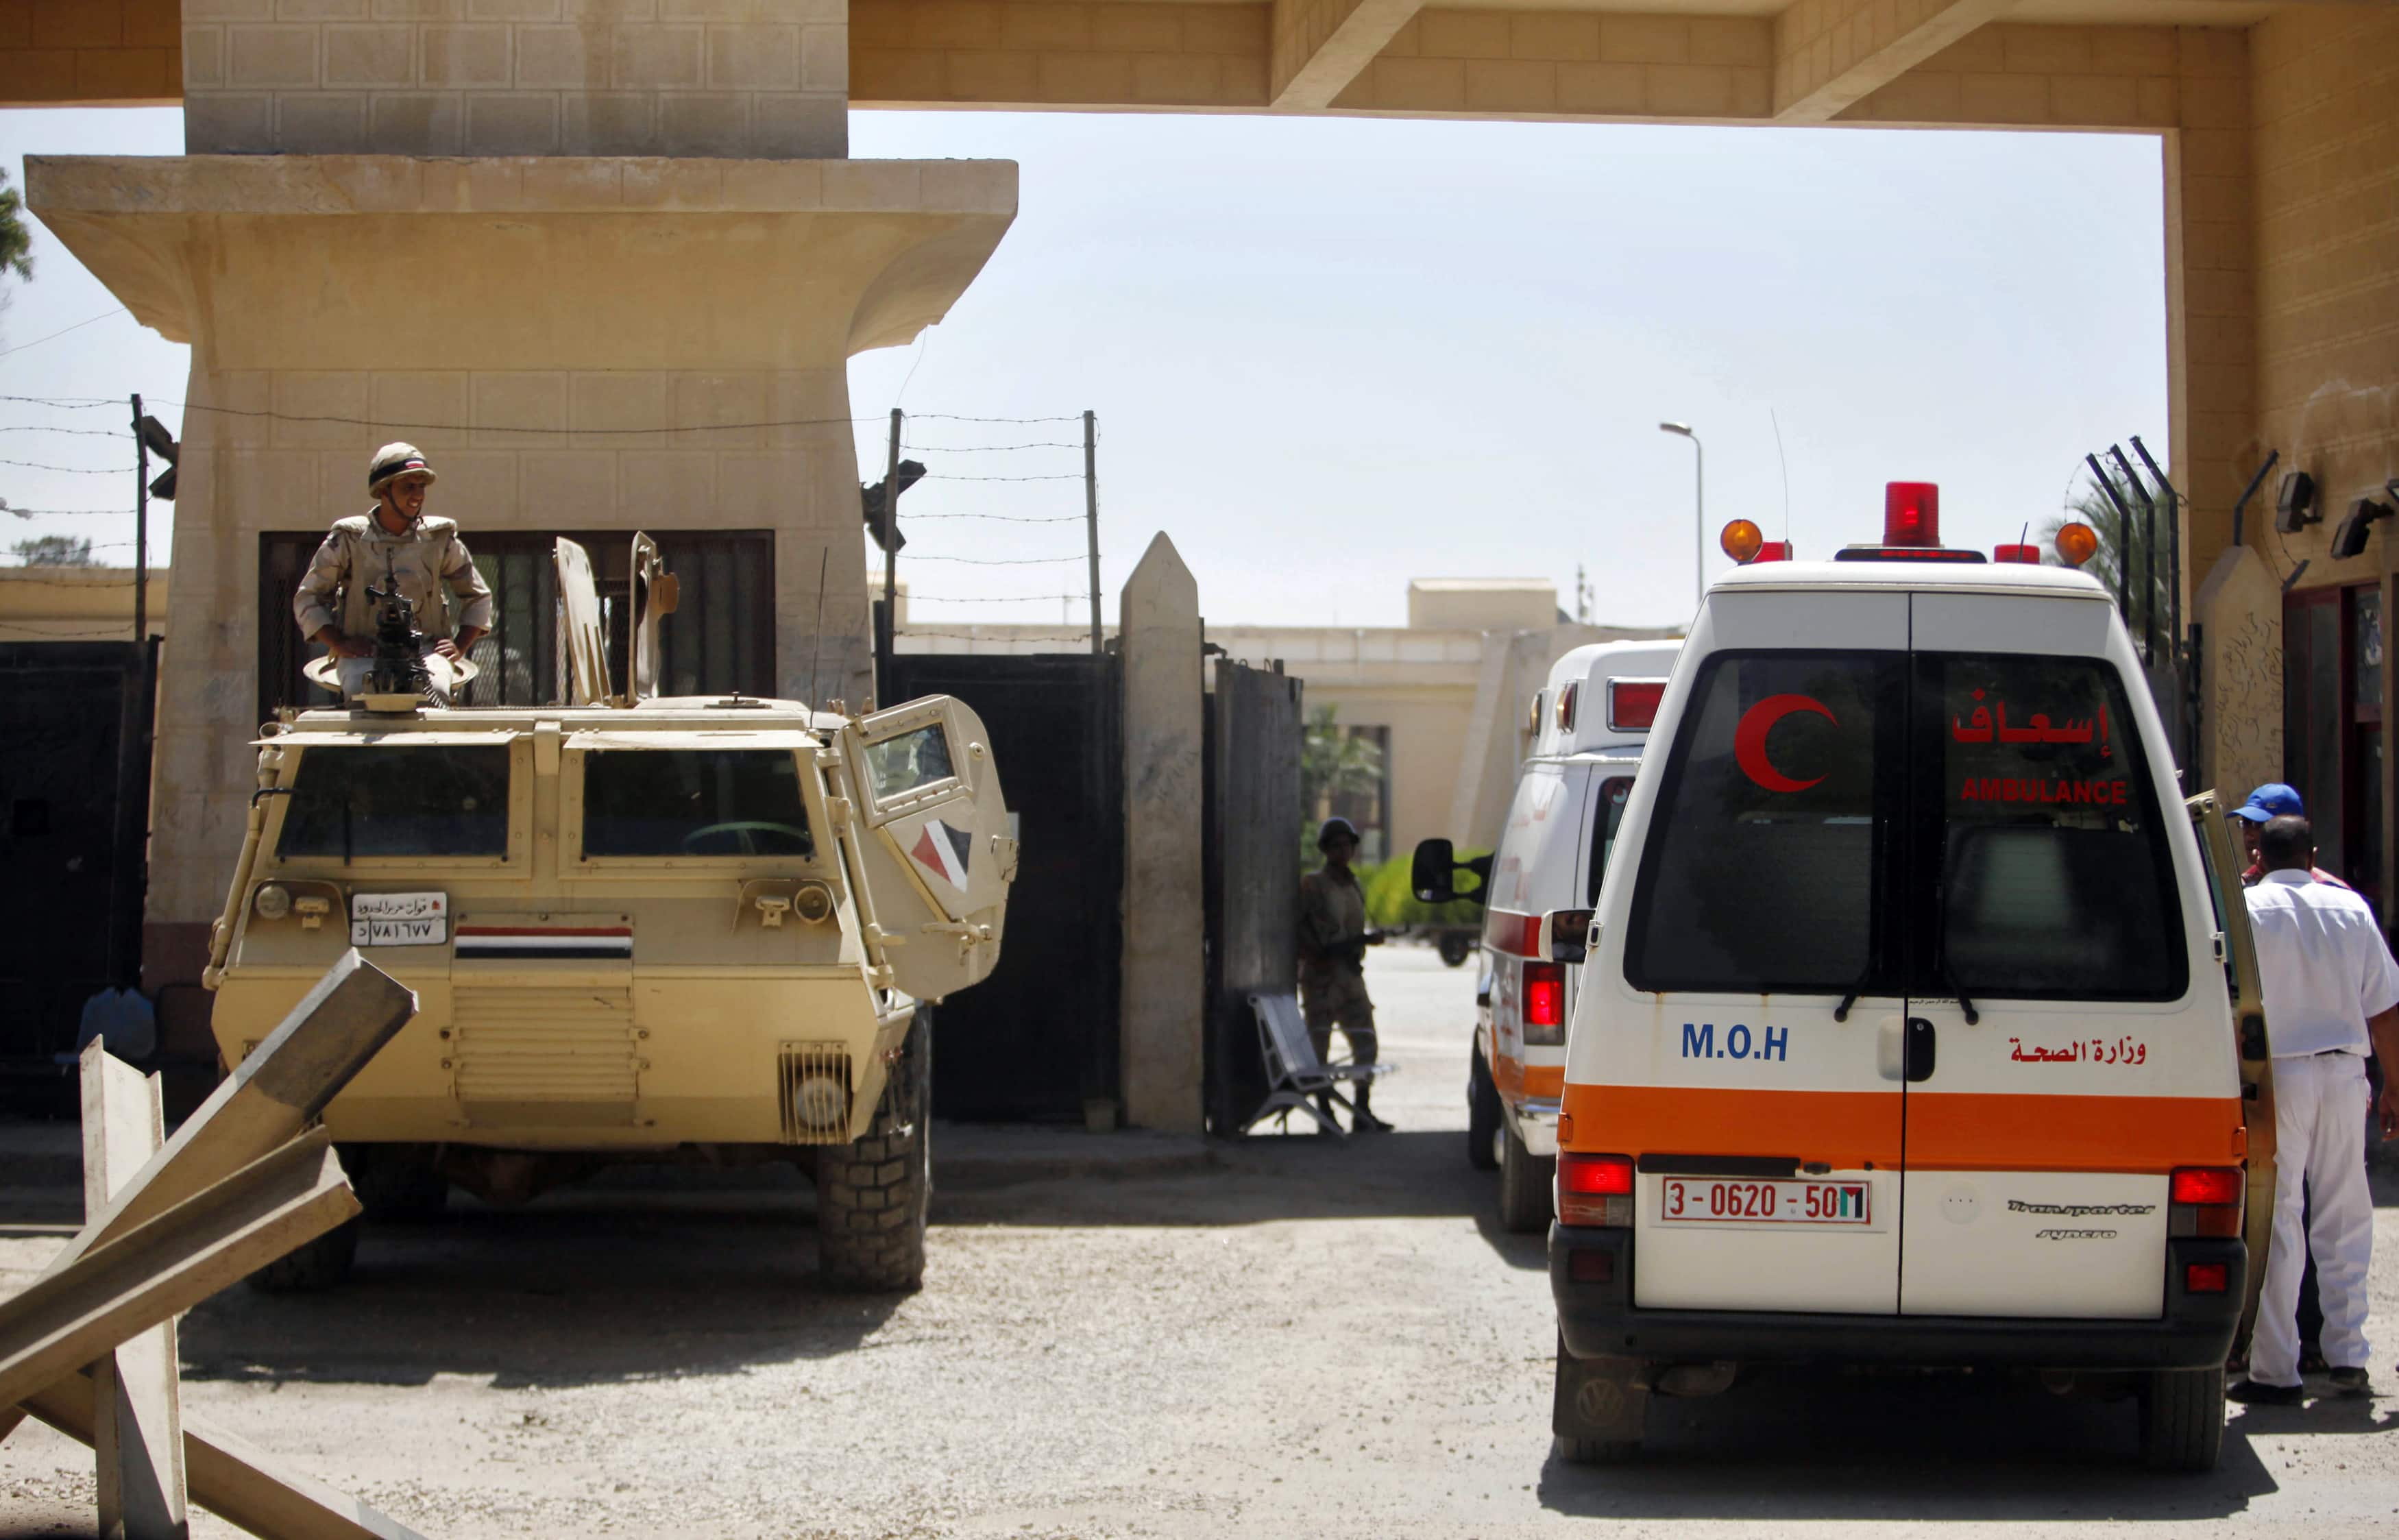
left=0, top=641, right=157, bottom=1094
left=1204, top=661, right=1302, bottom=1134
left=889, top=652, right=1122, bottom=1121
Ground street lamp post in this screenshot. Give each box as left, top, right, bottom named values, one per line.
left=1659, top=421, right=1703, bottom=611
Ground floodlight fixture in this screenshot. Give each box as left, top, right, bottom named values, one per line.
left=2274, top=469, right=2318, bottom=533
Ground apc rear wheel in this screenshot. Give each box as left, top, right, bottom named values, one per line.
left=1468, top=1051, right=1502, bottom=1172
left=244, top=1216, right=360, bottom=1294
left=341, top=1143, right=450, bottom=1223
left=816, top=1010, right=931, bottom=1293
left=1498, top=1119, right=1553, bottom=1234
left=2140, top=1365, right=2226, bottom=1472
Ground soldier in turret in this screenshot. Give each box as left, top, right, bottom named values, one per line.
left=293, top=442, right=493, bottom=702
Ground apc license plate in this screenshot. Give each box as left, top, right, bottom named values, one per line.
left=1659, top=1177, right=1872, bottom=1226
left=350, top=891, right=448, bottom=948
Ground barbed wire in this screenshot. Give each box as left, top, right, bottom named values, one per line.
left=1, top=459, right=129, bottom=474
left=901, top=441, right=1082, bottom=454
left=903, top=593, right=1088, bottom=604
left=0, top=508, right=136, bottom=518
left=0, top=395, right=121, bottom=410
left=901, top=631, right=1100, bottom=642
left=0, top=424, right=130, bottom=437
left=902, top=552, right=1084, bottom=565
left=0, top=395, right=1086, bottom=435
left=921, top=472, right=1084, bottom=483
left=905, top=512, right=1084, bottom=524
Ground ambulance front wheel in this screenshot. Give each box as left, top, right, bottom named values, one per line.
left=1498, top=1120, right=1554, bottom=1233
left=2139, top=1365, right=2226, bottom=1472
left=1468, top=1051, right=1502, bottom=1172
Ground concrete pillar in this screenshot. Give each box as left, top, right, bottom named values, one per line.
left=1119, top=533, right=1204, bottom=1134
left=26, top=5, right=1016, bottom=984
left=2163, top=25, right=2255, bottom=580
left=2193, top=545, right=2282, bottom=806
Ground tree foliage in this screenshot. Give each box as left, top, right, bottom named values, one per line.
left=0, top=169, right=31, bottom=286
left=14, top=535, right=93, bottom=566
left=1298, top=702, right=1384, bottom=866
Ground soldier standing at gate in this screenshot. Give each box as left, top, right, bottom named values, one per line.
left=294, top=442, right=494, bottom=704
left=1298, top=816, right=1391, bottom=1132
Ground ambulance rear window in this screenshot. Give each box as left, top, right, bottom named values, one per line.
left=1929, top=654, right=2183, bottom=999
left=1627, top=654, right=1902, bottom=994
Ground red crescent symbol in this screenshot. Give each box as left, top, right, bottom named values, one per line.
left=1735, top=694, right=1837, bottom=792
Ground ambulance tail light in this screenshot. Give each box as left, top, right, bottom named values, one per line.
left=1607, top=679, right=1665, bottom=731
left=1557, top=1153, right=1635, bottom=1227
left=1884, top=482, right=1940, bottom=547
left=1522, top=961, right=1566, bottom=1046
left=2183, top=1262, right=2230, bottom=1295
left=2169, top=1166, right=2243, bottom=1238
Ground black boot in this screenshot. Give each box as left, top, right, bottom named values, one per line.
left=1313, top=1091, right=1341, bottom=1136
left=1354, top=1085, right=1393, bottom=1133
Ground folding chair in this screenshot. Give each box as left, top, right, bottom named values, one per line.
left=1240, top=992, right=1396, bottom=1138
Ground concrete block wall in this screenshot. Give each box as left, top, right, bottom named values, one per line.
left=2244, top=6, right=2399, bottom=578
left=182, top=0, right=849, bottom=157
left=1332, top=10, right=1773, bottom=120
left=0, top=0, right=180, bottom=105
left=1840, top=22, right=2185, bottom=128
left=849, top=0, right=1267, bottom=110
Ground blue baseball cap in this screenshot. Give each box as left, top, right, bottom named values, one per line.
left=2234, top=783, right=2305, bottom=823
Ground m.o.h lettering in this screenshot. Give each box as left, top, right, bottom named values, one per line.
left=1680, top=1023, right=1790, bottom=1062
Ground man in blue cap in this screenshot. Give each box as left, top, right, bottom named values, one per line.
left=2235, top=783, right=2351, bottom=889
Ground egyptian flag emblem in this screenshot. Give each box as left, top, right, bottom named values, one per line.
left=909, top=818, right=973, bottom=890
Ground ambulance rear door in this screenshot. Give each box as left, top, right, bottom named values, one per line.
left=1482, top=759, right=1590, bottom=1108
left=1608, top=591, right=1911, bottom=1315
left=843, top=696, right=1016, bottom=999
left=1897, top=591, right=2241, bottom=1319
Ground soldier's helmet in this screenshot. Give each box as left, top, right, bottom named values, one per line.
left=367, top=443, right=439, bottom=495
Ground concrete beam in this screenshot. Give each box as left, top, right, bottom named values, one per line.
left=23, top=1373, right=426, bottom=1540
left=81, top=1044, right=187, bottom=1540
left=1772, top=0, right=2020, bottom=123
left=1274, top=0, right=1425, bottom=108
left=1119, top=533, right=1205, bottom=1134
left=0, top=1132, right=358, bottom=1412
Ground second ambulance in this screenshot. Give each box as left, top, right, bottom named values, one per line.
left=1546, top=487, right=2265, bottom=1472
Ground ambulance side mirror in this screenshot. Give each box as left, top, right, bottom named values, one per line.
left=1542, top=908, right=1594, bottom=965
left=1411, top=838, right=1457, bottom=905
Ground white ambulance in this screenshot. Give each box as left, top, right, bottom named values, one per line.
left=1413, top=639, right=1681, bottom=1233
left=1545, top=489, right=2269, bottom=1472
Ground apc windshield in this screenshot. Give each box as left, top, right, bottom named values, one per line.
left=276, top=746, right=511, bottom=859
left=581, top=749, right=813, bottom=857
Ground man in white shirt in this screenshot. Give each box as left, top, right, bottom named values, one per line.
left=2233, top=816, right=2399, bottom=1404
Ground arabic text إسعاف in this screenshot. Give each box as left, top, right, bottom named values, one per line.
left=1950, top=690, right=2112, bottom=757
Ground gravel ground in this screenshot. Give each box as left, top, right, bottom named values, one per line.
left=7, top=944, right=2399, bottom=1538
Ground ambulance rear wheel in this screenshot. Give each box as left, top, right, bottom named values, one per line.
left=816, top=1010, right=931, bottom=1294
left=2139, top=1365, right=2226, bottom=1472
left=1498, top=1120, right=1554, bottom=1234
left=1552, top=1338, right=1647, bottom=1463
left=1468, top=1051, right=1502, bottom=1172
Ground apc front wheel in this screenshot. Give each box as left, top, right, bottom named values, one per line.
left=816, top=1010, right=931, bottom=1293
left=2140, top=1365, right=2226, bottom=1472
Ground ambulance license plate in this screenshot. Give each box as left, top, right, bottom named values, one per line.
left=1659, top=1177, right=1872, bottom=1226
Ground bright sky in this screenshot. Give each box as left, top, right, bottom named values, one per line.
left=1, top=106, right=2164, bottom=632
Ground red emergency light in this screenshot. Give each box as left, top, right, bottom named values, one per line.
left=1754, top=541, right=1795, bottom=563
left=1607, top=679, right=1666, bottom=731
left=1994, top=543, right=2041, bottom=565
left=1884, top=482, right=1940, bottom=547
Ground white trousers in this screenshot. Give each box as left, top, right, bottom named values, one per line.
left=2251, top=1051, right=2373, bottom=1386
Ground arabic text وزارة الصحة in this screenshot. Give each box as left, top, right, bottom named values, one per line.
left=2006, top=1036, right=2147, bottom=1065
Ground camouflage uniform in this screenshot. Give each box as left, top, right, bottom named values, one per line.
left=293, top=513, right=494, bottom=700
left=1297, top=866, right=1376, bottom=1072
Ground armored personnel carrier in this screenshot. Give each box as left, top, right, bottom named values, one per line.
left=204, top=535, right=1014, bottom=1292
